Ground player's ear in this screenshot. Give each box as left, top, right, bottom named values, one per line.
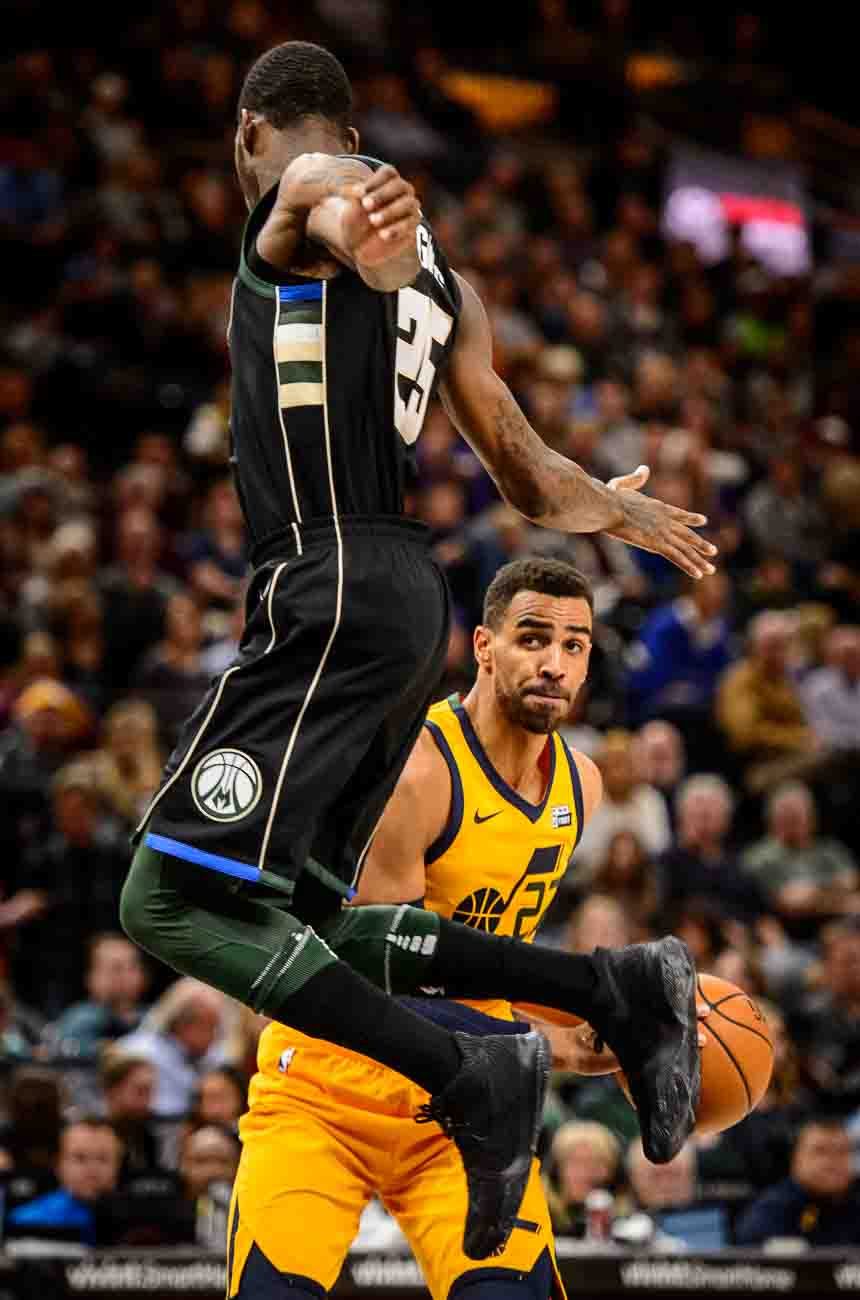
left=345, top=127, right=359, bottom=154
left=239, top=109, right=261, bottom=157
left=474, top=625, right=492, bottom=672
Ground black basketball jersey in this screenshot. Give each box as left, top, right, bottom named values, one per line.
left=227, top=157, right=462, bottom=546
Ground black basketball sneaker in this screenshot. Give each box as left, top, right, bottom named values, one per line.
left=416, top=1028, right=551, bottom=1259
left=588, top=936, right=700, bottom=1165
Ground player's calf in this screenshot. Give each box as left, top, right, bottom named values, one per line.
left=417, top=1030, right=551, bottom=1260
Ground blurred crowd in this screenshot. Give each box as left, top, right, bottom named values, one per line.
left=2, top=0, right=860, bottom=1260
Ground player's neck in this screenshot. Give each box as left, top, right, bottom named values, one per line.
left=462, top=689, right=550, bottom=798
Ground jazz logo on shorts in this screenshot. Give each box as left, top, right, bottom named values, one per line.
left=192, top=749, right=263, bottom=822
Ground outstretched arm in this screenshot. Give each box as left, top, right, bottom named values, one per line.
left=257, top=155, right=421, bottom=292
left=439, top=274, right=717, bottom=579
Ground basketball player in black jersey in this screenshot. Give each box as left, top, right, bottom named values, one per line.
left=121, top=42, right=713, bottom=1262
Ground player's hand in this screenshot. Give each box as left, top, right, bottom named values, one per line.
left=605, top=465, right=718, bottom=579
left=340, top=164, right=422, bottom=268
left=546, top=1022, right=621, bottom=1075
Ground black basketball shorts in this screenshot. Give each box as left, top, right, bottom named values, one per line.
left=139, top=516, right=450, bottom=897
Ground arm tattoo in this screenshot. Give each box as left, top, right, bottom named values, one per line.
left=491, top=394, right=550, bottom=520
left=491, top=393, right=618, bottom=531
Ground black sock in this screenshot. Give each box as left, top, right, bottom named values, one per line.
left=273, top=960, right=462, bottom=1095
left=426, top=917, right=600, bottom=1019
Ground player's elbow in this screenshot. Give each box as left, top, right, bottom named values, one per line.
left=496, top=464, right=551, bottom=523
left=359, top=256, right=421, bottom=293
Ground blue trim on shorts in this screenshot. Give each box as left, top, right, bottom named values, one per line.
left=278, top=282, right=322, bottom=302
left=145, top=833, right=262, bottom=882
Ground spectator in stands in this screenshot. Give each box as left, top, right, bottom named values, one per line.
left=734, top=1118, right=860, bottom=1246
left=625, top=572, right=733, bottom=743
left=133, top=590, right=211, bottom=749
left=100, top=1051, right=161, bottom=1177
left=118, top=978, right=230, bottom=1118
left=13, top=760, right=129, bottom=1015
left=787, top=918, right=860, bottom=1114
left=802, top=625, right=860, bottom=751
left=89, top=697, right=163, bottom=825
left=98, top=507, right=177, bottom=689
left=588, top=832, right=659, bottom=938
left=46, top=933, right=148, bottom=1061
left=565, top=894, right=635, bottom=954
left=544, top=1120, right=621, bottom=1236
left=200, top=596, right=244, bottom=678
left=743, top=455, right=828, bottom=573
left=742, top=784, right=859, bottom=938
left=187, top=1065, right=246, bottom=1131
left=670, top=898, right=732, bottom=970
left=0, top=677, right=91, bottom=865
left=181, top=476, right=247, bottom=610
left=52, top=580, right=107, bottom=715
left=659, top=774, right=766, bottom=925
left=179, top=1122, right=241, bottom=1201
left=6, top=1119, right=123, bottom=1245
left=625, top=1138, right=729, bottom=1248
left=633, top=720, right=686, bottom=826
left=0, top=1067, right=64, bottom=1188
left=698, top=1001, right=803, bottom=1195
left=0, top=980, right=34, bottom=1059
left=574, top=729, right=671, bottom=872
left=626, top=1137, right=697, bottom=1214
left=716, top=611, right=817, bottom=791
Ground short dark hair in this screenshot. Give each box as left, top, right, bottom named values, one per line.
left=238, top=42, right=352, bottom=136
left=63, top=1116, right=123, bottom=1144
left=483, top=557, right=594, bottom=629
left=99, top=1049, right=153, bottom=1092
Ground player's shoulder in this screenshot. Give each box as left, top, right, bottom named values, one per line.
left=561, top=740, right=603, bottom=823
left=406, top=710, right=452, bottom=785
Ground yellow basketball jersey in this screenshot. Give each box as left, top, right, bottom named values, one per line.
left=422, top=695, right=584, bottom=1020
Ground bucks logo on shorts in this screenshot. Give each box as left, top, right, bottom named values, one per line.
left=191, top=749, right=263, bottom=822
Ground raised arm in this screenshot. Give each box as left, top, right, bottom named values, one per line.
left=439, top=273, right=717, bottom=579
left=256, top=154, right=421, bottom=292
left=352, top=728, right=451, bottom=905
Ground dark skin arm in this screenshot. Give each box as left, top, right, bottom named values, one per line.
left=256, top=153, right=422, bottom=292
left=439, top=274, right=718, bottom=578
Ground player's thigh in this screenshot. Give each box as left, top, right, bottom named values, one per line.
left=310, top=552, right=450, bottom=885
left=388, top=1139, right=559, bottom=1300
left=229, top=1105, right=371, bottom=1295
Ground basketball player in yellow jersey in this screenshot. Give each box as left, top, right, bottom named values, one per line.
left=228, top=558, right=623, bottom=1300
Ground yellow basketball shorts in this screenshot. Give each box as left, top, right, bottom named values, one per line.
left=227, top=1032, right=565, bottom=1299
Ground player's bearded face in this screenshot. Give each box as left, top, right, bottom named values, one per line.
left=484, top=593, right=592, bottom=735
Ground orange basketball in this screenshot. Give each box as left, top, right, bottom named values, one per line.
left=618, top=973, right=774, bottom=1137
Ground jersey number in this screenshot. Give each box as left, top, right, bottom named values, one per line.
left=394, top=286, right=453, bottom=445
left=512, top=846, right=565, bottom=940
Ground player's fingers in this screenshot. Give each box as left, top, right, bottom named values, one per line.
left=671, top=526, right=717, bottom=570
left=378, top=217, right=421, bottom=243
left=607, top=464, right=650, bottom=493
left=362, top=177, right=414, bottom=212
left=672, top=535, right=715, bottom=576
left=657, top=540, right=705, bottom=579
left=368, top=195, right=421, bottom=228
left=665, top=505, right=710, bottom=529
left=360, top=163, right=399, bottom=193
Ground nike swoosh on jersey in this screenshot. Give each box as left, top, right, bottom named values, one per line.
left=473, top=810, right=503, bottom=825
